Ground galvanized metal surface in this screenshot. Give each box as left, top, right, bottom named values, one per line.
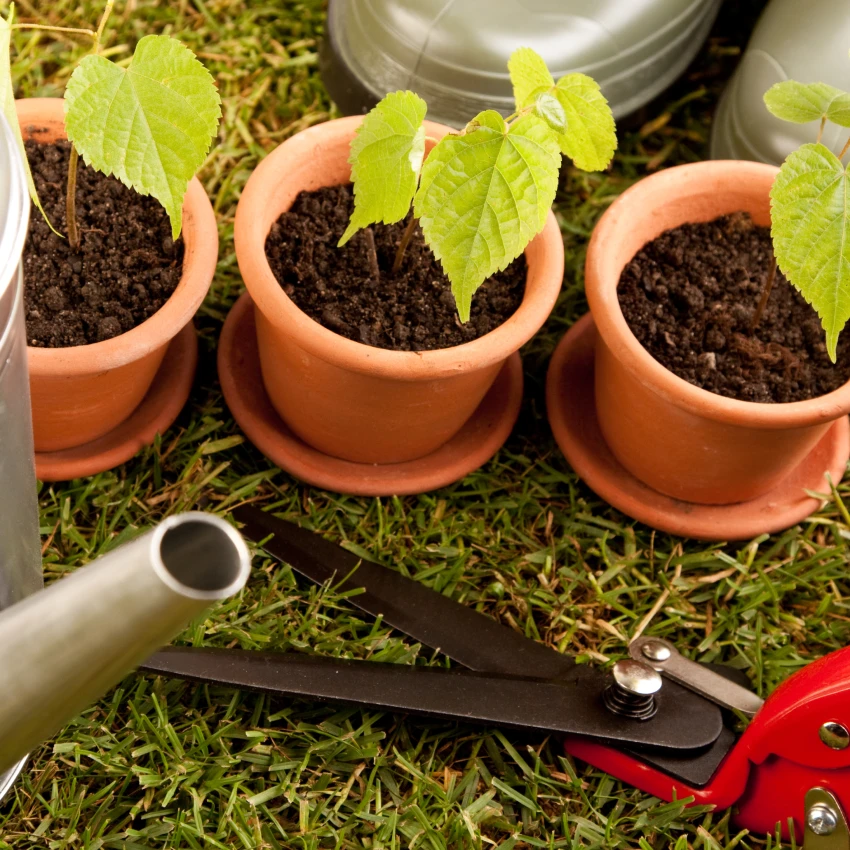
left=0, top=513, right=251, bottom=775
left=0, top=110, right=42, bottom=799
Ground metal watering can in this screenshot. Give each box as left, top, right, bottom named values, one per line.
left=0, top=112, right=251, bottom=787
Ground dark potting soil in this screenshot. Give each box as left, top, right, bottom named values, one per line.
left=23, top=139, right=184, bottom=348
left=263, top=184, right=527, bottom=351
left=617, top=212, right=850, bottom=403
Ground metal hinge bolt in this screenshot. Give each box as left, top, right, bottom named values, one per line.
left=640, top=639, right=672, bottom=663
left=603, top=659, right=662, bottom=721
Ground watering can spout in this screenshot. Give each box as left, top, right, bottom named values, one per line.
left=0, top=512, right=251, bottom=774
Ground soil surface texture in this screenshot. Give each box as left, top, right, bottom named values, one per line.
left=617, top=212, right=850, bottom=403
left=264, top=184, right=527, bottom=351
left=23, top=140, right=184, bottom=348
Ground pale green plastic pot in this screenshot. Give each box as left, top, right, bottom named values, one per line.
left=322, top=0, right=722, bottom=126
left=711, top=0, right=850, bottom=164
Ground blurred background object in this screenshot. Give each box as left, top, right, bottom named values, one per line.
left=711, top=0, right=850, bottom=164
left=0, top=103, right=42, bottom=809
left=321, top=0, right=723, bottom=127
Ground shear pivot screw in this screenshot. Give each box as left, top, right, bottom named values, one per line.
left=807, top=803, right=839, bottom=836
left=641, top=640, right=672, bottom=663
left=819, top=722, right=850, bottom=751
left=603, top=660, right=662, bottom=721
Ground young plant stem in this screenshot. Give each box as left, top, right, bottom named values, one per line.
left=392, top=216, right=417, bottom=275
left=363, top=226, right=380, bottom=282
left=502, top=102, right=536, bottom=126
left=64, top=0, right=115, bottom=246
left=840, top=135, right=850, bottom=160
left=750, top=258, right=777, bottom=332
left=817, top=116, right=826, bottom=144
left=65, top=145, right=80, bottom=249
left=93, top=0, right=115, bottom=48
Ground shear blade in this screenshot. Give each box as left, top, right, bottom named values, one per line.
left=223, top=507, right=730, bottom=758
left=142, top=646, right=723, bottom=751
left=233, top=505, right=576, bottom=681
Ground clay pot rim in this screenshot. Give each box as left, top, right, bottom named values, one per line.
left=18, top=98, right=218, bottom=378
left=586, top=158, right=850, bottom=429
left=235, top=114, right=565, bottom=382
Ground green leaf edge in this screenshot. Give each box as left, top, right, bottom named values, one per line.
left=764, top=80, right=850, bottom=128
left=770, top=141, right=850, bottom=362
left=338, top=90, right=427, bottom=247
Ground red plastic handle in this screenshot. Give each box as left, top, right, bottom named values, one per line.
left=565, top=646, right=850, bottom=839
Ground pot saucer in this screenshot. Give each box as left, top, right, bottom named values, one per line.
left=546, top=314, right=850, bottom=541
left=35, top=325, right=198, bottom=482
left=218, top=293, right=523, bottom=496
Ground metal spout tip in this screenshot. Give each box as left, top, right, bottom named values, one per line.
left=153, top=513, right=251, bottom=601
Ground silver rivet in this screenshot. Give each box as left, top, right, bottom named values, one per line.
left=612, top=660, right=662, bottom=695
left=641, top=640, right=672, bottom=663
left=820, top=722, right=850, bottom=750
left=808, top=803, right=839, bottom=836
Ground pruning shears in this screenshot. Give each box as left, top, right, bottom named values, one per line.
left=142, top=506, right=850, bottom=846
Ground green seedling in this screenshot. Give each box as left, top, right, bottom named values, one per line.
left=0, top=1, right=220, bottom=247
left=764, top=79, right=850, bottom=362
left=339, top=47, right=617, bottom=322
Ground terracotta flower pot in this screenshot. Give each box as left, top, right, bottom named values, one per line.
left=234, top=115, right=564, bottom=465
left=17, top=98, right=218, bottom=453
left=583, top=159, right=850, bottom=505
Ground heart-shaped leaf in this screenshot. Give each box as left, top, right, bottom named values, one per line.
left=339, top=90, right=427, bottom=246
left=764, top=81, right=850, bottom=127
left=414, top=110, right=560, bottom=321
left=508, top=48, right=615, bottom=172
left=507, top=47, right=554, bottom=112
left=65, top=34, right=221, bottom=239
left=770, top=142, right=850, bottom=361
left=549, top=74, right=616, bottom=172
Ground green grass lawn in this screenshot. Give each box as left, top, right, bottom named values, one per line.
left=3, top=0, right=847, bottom=847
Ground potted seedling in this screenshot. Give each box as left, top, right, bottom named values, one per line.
left=1, top=1, right=220, bottom=479
left=230, top=48, right=614, bottom=495
left=547, top=75, right=850, bottom=539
